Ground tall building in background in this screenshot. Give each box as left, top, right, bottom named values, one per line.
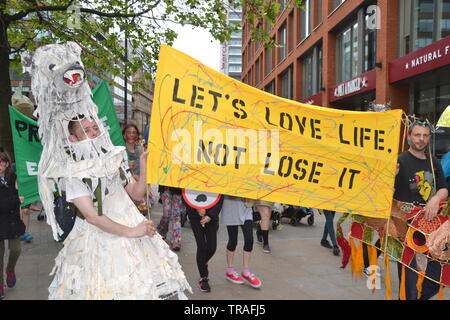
left=242, top=0, right=450, bottom=158
left=221, top=5, right=243, bottom=80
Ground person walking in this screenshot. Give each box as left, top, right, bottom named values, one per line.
left=221, top=196, right=262, bottom=289
left=0, top=149, right=26, bottom=299
left=320, top=210, right=340, bottom=256
left=394, top=119, right=448, bottom=300
left=185, top=195, right=224, bottom=293
left=157, top=186, right=185, bottom=251
left=254, top=200, right=273, bottom=254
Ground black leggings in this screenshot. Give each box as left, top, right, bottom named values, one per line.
left=189, top=218, right=219, bottom=278
left=226, top=220, right=254, bottom=252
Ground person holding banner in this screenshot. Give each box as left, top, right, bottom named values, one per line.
left=185, top=194, right=224, bottom=293
left=221, top=196, right=262, bottom=289
left=0, top=149, right=26, bottom=300
left=254, top=201, right=273, bottom=254
left=21, top=41, right=191, bottom=300
left=394, top=119, right=448, bottom=300
left=157, top=185, right=184, bottom=251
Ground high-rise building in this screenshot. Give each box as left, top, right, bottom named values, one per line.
left=221, top=5, right=243, bottom=80
left=242, top=0, right=450, bottom=157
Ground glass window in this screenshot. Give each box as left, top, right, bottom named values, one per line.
left=302, top=54, right=313, bottom=99
left=255, top=58, right=261, bottom=84
left=317, top=0, right=322, bottom=25
left=364, top=13, right=376, bottom=72
left=288, top=12, right=294, bottom=52
left=229, top=47, right=241, bottom=55
left=265, top=47, right=272, bottom=76
left=229, top=56, right=241, bottom=63
left=279, top=23, right=287, bottom=62
left=265, top=81, right=275, bottom=94
left=229, top=65, right=241, bottom=72
left=302, top=45, right=323, bottom=99
left=336, top=21, right=359, bottom=83
left=400, top=0, right=450, bottom=55
left=333, top=0, right=345, bottom=10
left=299, top=0, right=312, bottom=42
left=280, top=66, right=293, bottom=99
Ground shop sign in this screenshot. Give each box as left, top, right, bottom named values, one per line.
left=329, top=70, right=376, bottom=102
left=300, top=92, right=323, bottom=106
left=390, top=36, right=450, bottom=83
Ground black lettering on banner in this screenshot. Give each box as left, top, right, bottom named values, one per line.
left=265, top=107, right=277, bottom=126
left=28, top=123, right=40, bottom=143
left=172, top=78, right=186, bottom=104
left=263, top=153, right=275, bottom=175
left=338, top=167, right=361, bottom=189
left=280, top=113, right=293, bottom=131
left=310, top=119, right=322, bottom=140
left=360, top=128, right=371, bottom=148
left=214, top=144, right=229, bottom=166
left=190, top=85, right=204, bottom=109
left=208, top=90, right=222, bottom=112
left=293, top=159, right=308, bottom=180
left=278, top=156, right=293, bottom=177
left=197, top=139, right=213, bottom=164
left=375, top=130, right=385, bottom=150
left=232, top=99, right=247, bottom=119
left=15, top=120, right=27, bottom=138
left=308, top=161, right=323, bottom=183
left=233, top=146, right=247, bottom=169
left=15, top=120, right=40, bottom=143
left=295, top=116, right=307, bottom=135
left=339, top=124, right=350, bottom=145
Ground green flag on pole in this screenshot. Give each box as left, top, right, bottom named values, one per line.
left=8, top=106, right=41, bottom=207
left=9, top=80, right=124, bottom=206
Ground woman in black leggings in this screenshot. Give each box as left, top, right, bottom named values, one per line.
left=221, top=196, right=262, bottom=289
left=185, top=196, right=223, bottom=293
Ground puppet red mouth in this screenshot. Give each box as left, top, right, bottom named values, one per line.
left=63, top=69, right=84, bottom=87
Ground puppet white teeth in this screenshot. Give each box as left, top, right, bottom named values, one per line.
left=63, top=69, right=84, bottom=87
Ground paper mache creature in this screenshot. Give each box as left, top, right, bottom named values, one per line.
left=21, top=42, right=191, bottom=300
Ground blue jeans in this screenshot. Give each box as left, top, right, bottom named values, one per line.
left=322, top=210, right=338, bottom=247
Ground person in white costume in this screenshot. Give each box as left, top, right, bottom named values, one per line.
left=21, top=42, right=191, bottom=300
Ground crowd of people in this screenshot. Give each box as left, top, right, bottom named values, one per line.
left=1, top=117, right=449, bottom=300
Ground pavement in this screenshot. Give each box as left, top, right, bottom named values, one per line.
left=2, top=196, right=449, bottom=301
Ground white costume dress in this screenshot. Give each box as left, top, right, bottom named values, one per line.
left=21, top=42, right=191, bottom=300
left=48, top=150, right=191, bottom=300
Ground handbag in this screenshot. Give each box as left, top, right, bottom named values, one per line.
left=53, top=192, right=77, bottom=241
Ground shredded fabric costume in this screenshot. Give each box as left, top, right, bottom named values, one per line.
left=22, top=42, right=191, bottom=299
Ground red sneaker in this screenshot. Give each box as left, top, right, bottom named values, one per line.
left=241, top=272, right=262, bottom=288
left=0, top=285, right=4, bottom=299
left=6, top=270, right=16, bottom=288
left=226, top=271, right=244, bottom=284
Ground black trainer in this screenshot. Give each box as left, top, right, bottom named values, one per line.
left=198, top=277, right=211, bottom=293
left=320, top=239, right=333, bottom=249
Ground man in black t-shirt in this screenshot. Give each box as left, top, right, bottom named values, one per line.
left=394, top=119, right=448, bottom=300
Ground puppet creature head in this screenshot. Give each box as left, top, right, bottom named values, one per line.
left=20, top=42, right=119, bottom=173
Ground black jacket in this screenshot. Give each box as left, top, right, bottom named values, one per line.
left=0, top=174, right=25, bottom=240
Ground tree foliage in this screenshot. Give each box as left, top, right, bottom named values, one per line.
left=0, top=0, right=303, bottom=150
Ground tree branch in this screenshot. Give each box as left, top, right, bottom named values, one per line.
left=7, top=0, right=161, bottom=22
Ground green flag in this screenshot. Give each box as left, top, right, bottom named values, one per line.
left=8, top=106, right=42, bottom=207
left=9, top=80, right=124, bottom=206
left=92, top=80, right=125, bottom=147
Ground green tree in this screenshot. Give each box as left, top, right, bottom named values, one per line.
left=0, top=0, right=302, bottom=153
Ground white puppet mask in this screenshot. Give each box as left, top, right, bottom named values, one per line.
left=22, top=42, right=131, bottom=240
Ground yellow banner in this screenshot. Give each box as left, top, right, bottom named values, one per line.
left=147, top=45, right=403, bottom=218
